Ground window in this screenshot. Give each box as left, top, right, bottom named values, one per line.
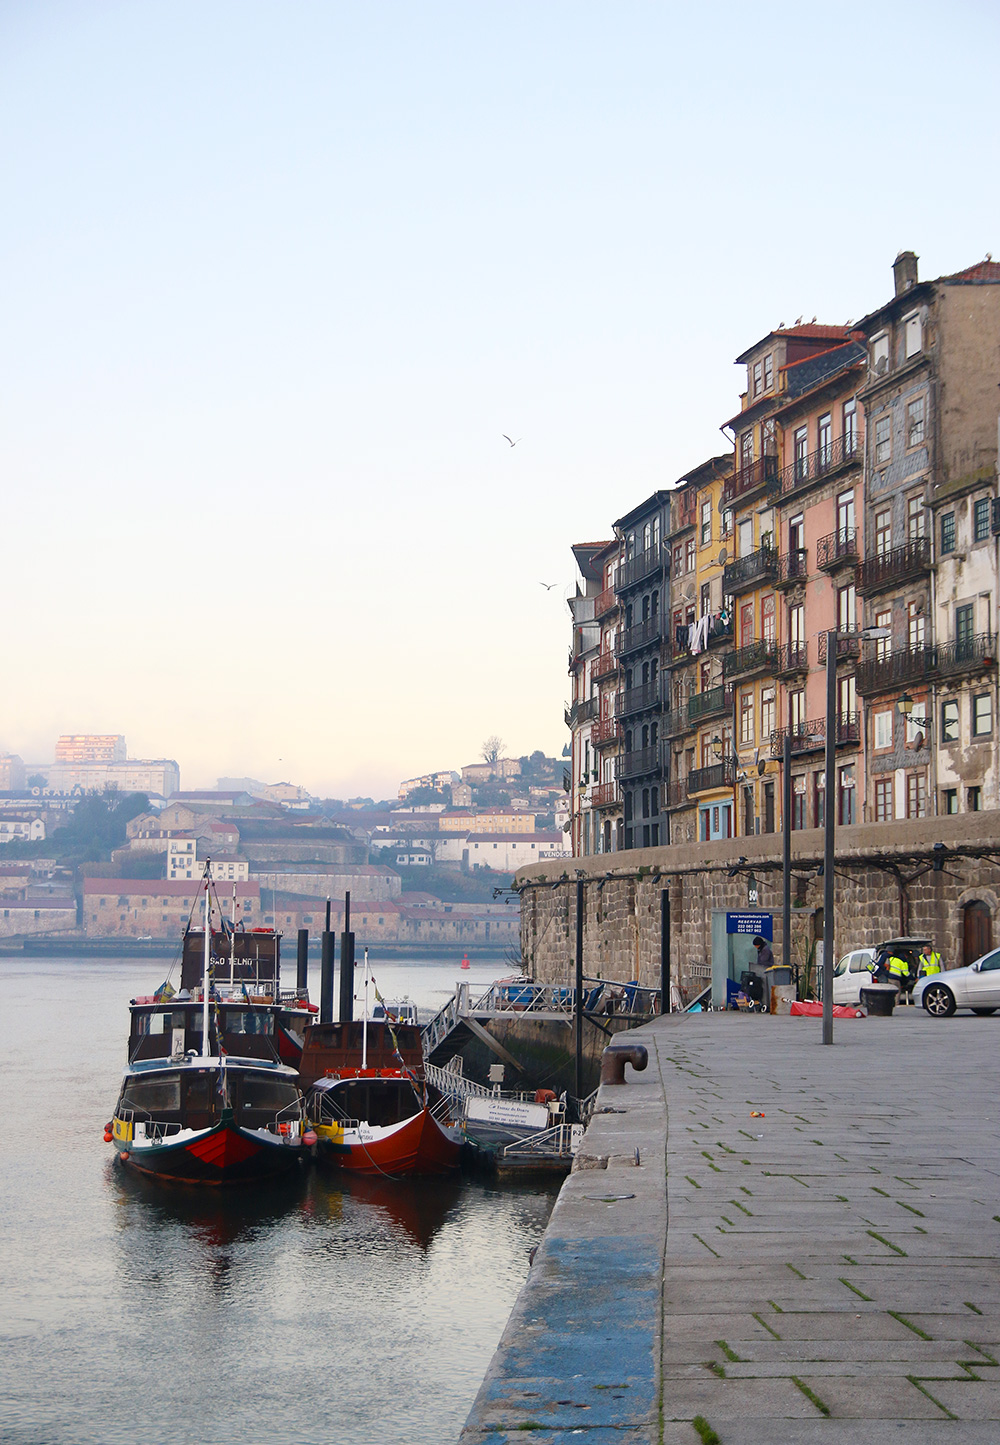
left=818, top=413, right=832, bottom=468
left=875, top=778, right=894, bottom=821
left=792, top=775, right=806, bottom=830
left=975, top=498, right=991, bottom=542
left=700, top=499, right=712, bottom=547
left=874, top=710, right=893, bottom=749
left=740, top=690, right=754, bottom=747
left=700, top=582, right=711, bottom=615
left=794, top=426, right=808, bottom=480
left=904, top=313, right=922, bottom=358
left=843, top=399, right=857, bottom=452
left=837, top=583, right=856, bottom=633
left=875, top=509, right=891, bottom=555
left=740, top=432, right=754, bottom=472
left=906, top=772, right=927, bottom=819
left=685, top=537, right=696, bottom=572
left=973, top=694, right=993, bottom=737
left=940, top=513, right=955, bottom=554
left=837, top=489, right=855, bottom=536
left=814, top=771, right=825, bottom=829
left=838, top=674, right=856, bottom=724
left=673, top=543, right=683, bottom=575
left=941, top=700, right=960, bottom=743
left=875, top=608, right=892, bottom=659
left=789, top=602, right=805, bottom=646
left=763, top=353, right=773, bottom=390
left=838, top=765, right=855, bottom=825
left=763, top=782, right=775, bottom=833
left=874, top=416, right=891, bottom=464
left=753, top=360, right=763, bottom=396
left=788, top=513, right=804, bottom=551
left=871, top=333, right=889, bottom=371
left=908, top=600, right=925, bottom=649
left=942, top=789, right=958, bottom=815
left=761, top=593, right=775, bottom=643
left=906, top=397, right=925, bottom=447
left=789, top=689, right=805, bottom=730
left=760, top=687, right=775, bottom=740
left=969, top=786, right=982, bottom=812
left=956, top=603, right=975, bottom=659
left=906, top=494, right=925, bottom=539
left=721, top=507, right=734, bottom=537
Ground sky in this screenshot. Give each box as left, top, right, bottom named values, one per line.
left=2, top=0, right=998, bottom=800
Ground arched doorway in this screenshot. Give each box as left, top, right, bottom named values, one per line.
left=963, top=901, right=993, bottom=966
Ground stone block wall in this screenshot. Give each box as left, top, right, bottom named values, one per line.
left=517, top=813, right=1000, bottom=998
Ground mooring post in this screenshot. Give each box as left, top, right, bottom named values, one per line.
left=320, top=928, right=334, bottom=1023
left=575, top=877, right=584, bottom=1100
left=296, top=928, right=309, bottom=995
left=783, top=730, right=792, bottom=986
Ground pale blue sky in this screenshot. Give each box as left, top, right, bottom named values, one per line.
left=2, top=1, right=997, bottom=797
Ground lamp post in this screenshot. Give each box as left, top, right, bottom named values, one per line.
left=821, top=625, right=891, bottom=1045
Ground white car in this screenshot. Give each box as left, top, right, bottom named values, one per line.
left=913, top=948, right=1000, bottom=1017
left=832, top=948, right=877, bottom=1005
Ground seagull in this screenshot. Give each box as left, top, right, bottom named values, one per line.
left=539, top=582, right=556, bottom=591
left=503, top=435, right=521, bottom=447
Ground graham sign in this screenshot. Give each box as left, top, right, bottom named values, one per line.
left=726, top=911, right=773, bottom=940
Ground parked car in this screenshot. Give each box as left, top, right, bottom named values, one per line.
left=913, top=947, right=1000, bottom=1017
left=832, top=947, right=877, bottom=1005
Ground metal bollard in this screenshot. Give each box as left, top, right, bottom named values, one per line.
left=600, top=1042, right=648, bottom=1085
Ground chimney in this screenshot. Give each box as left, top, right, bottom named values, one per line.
left=893, top=251, right=919, bottom=297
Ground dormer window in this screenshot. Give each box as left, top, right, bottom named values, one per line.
left=763, top=353, right=773, bottom=390
left=904, top=312, right=922, bottom=358
left=752, top=360, right=763, bottom=396
left=871, top=333, right=889, bottom=373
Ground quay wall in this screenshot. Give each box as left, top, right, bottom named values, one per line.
left=516, top=812, right=1000, bottom=1000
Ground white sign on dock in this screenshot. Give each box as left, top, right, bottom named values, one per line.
left=465, top=1097, right=550, bottom=1130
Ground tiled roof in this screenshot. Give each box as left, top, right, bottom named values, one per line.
left=83, top=878, right=260, bottom=897
left=945, top=260, right=1000, bottom=283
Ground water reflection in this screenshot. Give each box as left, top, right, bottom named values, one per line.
left=307, top=1169, right=465, bottom=1250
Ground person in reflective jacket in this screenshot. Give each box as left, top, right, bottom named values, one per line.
left=919, top=945, right=942, bottom=977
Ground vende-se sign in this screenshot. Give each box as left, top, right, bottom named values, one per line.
left=726, top=911, right=773, bottom=940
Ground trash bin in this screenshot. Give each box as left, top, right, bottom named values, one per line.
left=765, top=965, right=795, bottom=1015
left=860, top=984, right=896, bottom=1017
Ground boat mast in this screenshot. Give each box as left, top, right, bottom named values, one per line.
left=202, top=861, right=211, bottom=1059
left=362, top=947, right=369, bottom=1070
left=230, top=883, right=237, bottom=987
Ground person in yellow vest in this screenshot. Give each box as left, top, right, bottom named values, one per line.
left=885, top=951, right=911, bottom=988
left=919, top=945, right=943, bottom=977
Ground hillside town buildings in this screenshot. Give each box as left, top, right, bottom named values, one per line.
left=566, top=251, right=1000, bottom=855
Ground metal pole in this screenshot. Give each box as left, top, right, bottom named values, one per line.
left=339, top=890, right=355, bottom=1024
left=823, top=629, right=836, bottom=1045
left=575, top=878, right=584, bottom=1099
left=320, top=929, right=334, bottom=1023
left=660, top=887, right=670, bottom=1013
left=782, top=731, right=792, bottom=982
left=296, top=928, right=309, bottom=994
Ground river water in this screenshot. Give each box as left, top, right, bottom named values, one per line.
left=0, top=954, right=557, bottom=1445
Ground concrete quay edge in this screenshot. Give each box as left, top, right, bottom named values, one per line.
left=459, top=1007, right=1000, bottom=1443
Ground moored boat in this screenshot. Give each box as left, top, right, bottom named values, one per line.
left=107, top=869, right=314, bottom=1186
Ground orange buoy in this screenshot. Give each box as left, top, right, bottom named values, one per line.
left=120, top=1152, right=129, bottom=1162
left=303, top=1130, right=318, bottom=1147
left=103, top=1130, right=113, bottom=1143
left=461, top=953, right=470, bottom=970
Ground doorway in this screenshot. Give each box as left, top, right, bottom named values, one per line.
left=963, top=900, right=993, bottom=966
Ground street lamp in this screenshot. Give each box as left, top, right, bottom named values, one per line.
left=821, top=625, right=891, bottom=1045
left=897, top=693, right=930, bottom=730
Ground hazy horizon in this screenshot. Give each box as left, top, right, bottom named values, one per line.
left=3, top=1, right=997, bottom=799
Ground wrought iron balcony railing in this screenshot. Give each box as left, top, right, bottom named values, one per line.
left=687, top=757, right=737, bottom=794
left=615, top=616, right=663, bottom=657
left=592, top=647, right=619, bottom=682
left=617, top=680, right=662, bottom=716
left=615, top=744, right=665, bottom=781
left=721, top=455, right=778, bottom=507
left=775, top=641, right=809, bottom=675
left=817, top=630, right=860, bottom=663
left=723, top=640, right=780, bottom=680
left=936, top=633, right=997, bottom=678
left=591, top=715, right=620, bottom=748
left=662, top=779, right=689, bottom=810
left=722, top=546, right=777, bottom=595
left=687, top=683, right=732, bottom=725
left=769, top=718, right=826, bottom=758
left=775, top=549, right=808, bottom=588
left=816, top=527, right=859, bottom=570
left=836, top=712, right=861, bottom=744
left=618, top=543, right=666, bottom=591
left=775, top=432, right=861, bottom=498
left=855, top=643, right=937, bottom=695
left=591, top=781, right=620, bottom=809
left=856, top=537, right=931, bottom=596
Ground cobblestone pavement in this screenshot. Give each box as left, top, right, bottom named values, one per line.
left=460, top=1007, right=1000, bottom=1443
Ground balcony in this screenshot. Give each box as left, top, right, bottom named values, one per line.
left=707, top=613, right=734, bottom=647
left=774, top=549, right=808, bottom=589
left=936, top=633, right=997, bottom=679
left=775, top=432, right=861, bottom=498
left=723, top=640, right=780, bottom=680
left=617, top=680, right=662, bottom=716
left=855, top=643, right=937, bottom=696
left=775, top=641, right=809, bottom=676
left=592, top=647, right=619, bottom=682
left=565, top=696, right=597, bottom=729
left=687, top=683, right=732, bottom=725
left=817, top=630, right=860, bottom=664
left=721, top=455, right=778, bottom=507
left=687, top=757, right=737, bottom=794
left=591, top=715, right=620, bottom=748
left=817, top=527, right=859, bottom=572
left=836, top=712, right=861, bottom=744
left=618, top=543, right=666, bottom=591
left=667, top=491, right=698, bottom=535
left=722, top=546, right=777, bottom=595
left=595, top=586, right=619, bottom=620
left=591, top=781, right=621, bottom=810
left=662, top=779, right=690, bottom=811
left=615, top=616, right=662, bottom=657
left=662, top=707, right=686, bottom=737
left=615, top=744, right=664, bottom=781
left=769, top=719, right=825, bottom=757
left=857, top=537, right=932, bottom=596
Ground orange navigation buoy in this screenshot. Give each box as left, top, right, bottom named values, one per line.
left=461, top=953, right=470, bottom=970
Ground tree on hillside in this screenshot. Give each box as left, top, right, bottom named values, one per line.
left=54, top=789, right=151, bottom=862
left=481, top=734, right=505, bottom=770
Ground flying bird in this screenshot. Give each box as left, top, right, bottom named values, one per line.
left=503, top=435, right=521, bottom=447
left=539, top=582, right=556, bottom=591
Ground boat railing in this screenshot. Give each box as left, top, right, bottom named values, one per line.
left=117, top=1107, right=184, bottom=1142
left=260, top=1097, right=306, bottom=1138
left=501, top=1123, right=583, bottom=1159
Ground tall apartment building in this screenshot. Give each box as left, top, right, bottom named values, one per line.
left=565, top=250, right=1000, bottom=857
left=54, top=735, right=127, bottom=764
